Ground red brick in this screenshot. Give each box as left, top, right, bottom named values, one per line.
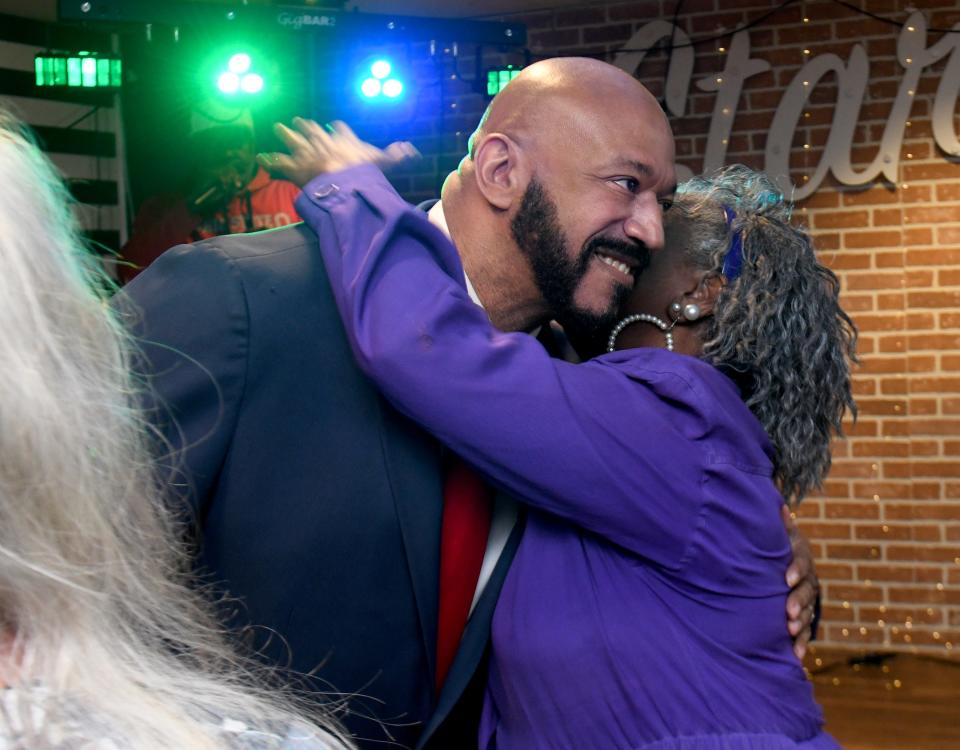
left=856, top=566, right=919, bottom=583
left=903, top=227, right=933, bottom=245
left=853, top=314, right=904, bottom=332
left=845, top=272, right=905, bottom=290
left=855, top=523, right=911, bottom=540
left=887, top=545, right=960, bottom=562
left=877, top=293, right=906, bottom=311
left=798, top=521, right=852, bottom=539
left=803, top=191, right=841, bottom=209
left=583, top=23, right=633, bottom=44
left=911, top=377, right=960, bottom=393
left=554, top=7, right=607, bottom=26
left=819, top=563, right=855, bottom=581
left=813, top=210, right=869, bottom=229
left=905, top=312, right=934, bottom=329
left=905, top=270, right=935, bottom=287
left=911, top=462, right=960, bottom=478
left=850, top=482, right=904, bottom=500
left=824, top=502, right=881, bottom=519
left=911, top=442, right=941, bottom=457
left=823, top=252, right=871, bottom=270
left=823, top=583, right=884, bottom=602
left=872, top=208, right=902, bottom=226
left=860, top=605, right=944, bottom=624
left=607, top=2, right=662, bottom=22
left=908, top=290, right=960, bottom=307
left=880, top=420, right=909, bottom=437
left=936, top=227, right=960, bottom=245
left=875, top=252, right=904, bottom=268
left=908, top=356, right=937, bottom=373
left=826, top=543, right=882, bottom=560
left=855, top=399, right=906, bottom=416
left=912, top=483, right=943, bottom=500
left=903, top=162, right=960, bottom=181
left=860, top=357, right=906, bottom=374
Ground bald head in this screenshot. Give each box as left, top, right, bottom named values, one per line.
left=443, top=57, right=676, bottom=334
left=469, top=57, right=669, bottom=163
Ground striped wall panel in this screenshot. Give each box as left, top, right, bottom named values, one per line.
left=0, top=21, right=127, bottom=257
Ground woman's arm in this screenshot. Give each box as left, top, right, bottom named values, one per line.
left=294, top=162, right=710, bottom=567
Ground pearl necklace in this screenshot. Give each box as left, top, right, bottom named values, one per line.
left=606, top=313, right=674, bottom=353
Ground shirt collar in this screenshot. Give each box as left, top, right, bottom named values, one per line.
left=428, top=199, right=482, bottom=307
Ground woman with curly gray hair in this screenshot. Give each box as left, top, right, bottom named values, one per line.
left=277, top=120, right=855, bottom=749
left=607, top=164, right=857, bottom=506
left=0, top=111, right=352, bottom=749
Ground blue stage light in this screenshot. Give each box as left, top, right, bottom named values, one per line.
left=360, top=78, right=382, bottom=98
left=382, top=79, right=403, bottom=98
left=357, top=58, right=406, bottom=102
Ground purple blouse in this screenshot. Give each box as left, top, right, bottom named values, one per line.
left=296, top=165, right=840, bottom=750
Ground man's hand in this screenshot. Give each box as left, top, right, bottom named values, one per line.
left=783, top=504, right=818, bottom=659
left=257, top=118, right=418, bottom=187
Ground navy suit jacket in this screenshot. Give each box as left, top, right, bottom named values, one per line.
left=121, top=221, right=523, bottom=749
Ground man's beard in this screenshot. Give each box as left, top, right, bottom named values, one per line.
left=510, top=178, right=649, bottom=341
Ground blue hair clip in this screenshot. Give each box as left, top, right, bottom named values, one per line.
left=721, top=205, right=743, bottom=281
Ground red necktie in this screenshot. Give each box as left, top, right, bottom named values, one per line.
left=435, top=458, right=493, bottom=690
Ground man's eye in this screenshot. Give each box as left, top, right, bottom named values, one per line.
left=613, top=177, right=640, bottom=193
left=660, top=199, right=674, bottom=212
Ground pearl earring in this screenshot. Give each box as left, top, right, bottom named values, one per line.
left=683, top=303, right=701, bottom=321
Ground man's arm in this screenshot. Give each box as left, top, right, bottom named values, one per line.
left=118, top=241, right=249, bottom=525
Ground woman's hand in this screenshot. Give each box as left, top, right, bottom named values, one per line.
left=783, top=505, right=819, bottom=659
left=257, top=118, right=418, bottom=187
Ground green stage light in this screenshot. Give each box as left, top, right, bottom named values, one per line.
left=240, top=73, right=264, bottom=94
left=487, top=65, right=522, bottom=97
left=218, top=71, right=241, bottom=94
left=228, top=53, right=252, bottom=74
left=35, top=52, right=121, bottom=88
left=215, top=52, right=265, bottom=97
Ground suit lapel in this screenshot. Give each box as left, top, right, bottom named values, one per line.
left=415, top=500, right=526, bottom=749
left=376, top=396, right=444, bottom=693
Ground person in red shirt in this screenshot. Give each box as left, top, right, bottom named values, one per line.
left=119, top=117, right=300, bottom=284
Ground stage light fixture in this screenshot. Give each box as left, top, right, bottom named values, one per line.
left=486, top=65, right=522, bottom=97
left=215, top=51, right=265, bottom=97
left=240, top=73, right=264, bottom=94
left=360, top=78, right=382, bottom=98
left=35, top=51, right=122, bottom=88
left=218, top=71, right=241, bottom=94
left=358, top=58, right=406, bottom=102
left=370, top=60, right=392, bottom=79
left=381, top=79, right=403, bottom=98
left=228, top=53, right=252, bottom=74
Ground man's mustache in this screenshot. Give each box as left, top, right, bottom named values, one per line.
left=582, top=236, right=651, bottom=276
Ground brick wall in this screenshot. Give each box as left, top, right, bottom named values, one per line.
left=351, top=0, right=960, bottom=656
left=481, top=0, right=960, bottom=657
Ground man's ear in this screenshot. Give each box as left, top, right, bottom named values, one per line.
left=472, top=132, right=527, bottom=211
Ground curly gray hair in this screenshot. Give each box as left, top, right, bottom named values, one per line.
left=665, top=165, right=858, bottom=503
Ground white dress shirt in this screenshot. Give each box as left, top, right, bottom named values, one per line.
left=426, top=200, right=520, bottom=617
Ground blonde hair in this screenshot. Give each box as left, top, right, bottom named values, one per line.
left=0, top=111, right=351, bottom=749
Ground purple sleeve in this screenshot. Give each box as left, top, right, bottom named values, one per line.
left=296, top=164, right=708, bottom=566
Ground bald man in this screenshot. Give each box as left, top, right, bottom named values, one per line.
left=123, top=58, right=816, bottom=750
